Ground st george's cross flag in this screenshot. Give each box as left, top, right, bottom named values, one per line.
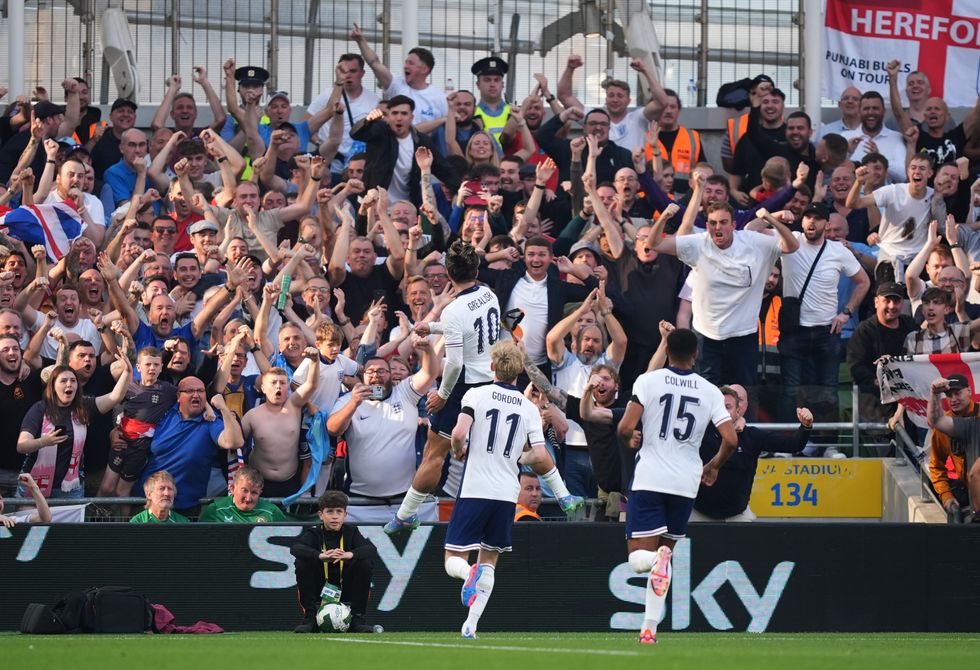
left=0, top=202, right=84, bottom=261
left=823, top=0, right=980, bottom=108
left=877, top=352, right=980, bottom=428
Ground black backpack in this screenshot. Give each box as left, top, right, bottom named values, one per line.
left=21, top=586, right=153, bottom=634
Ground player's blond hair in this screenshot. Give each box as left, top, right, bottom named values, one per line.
left=491, top=341, right=524, bottom=383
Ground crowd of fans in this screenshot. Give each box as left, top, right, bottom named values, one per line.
left=1, top=26, right=979, bottom=525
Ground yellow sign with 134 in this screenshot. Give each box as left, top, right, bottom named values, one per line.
left=749, top=458, right=882, bottom=518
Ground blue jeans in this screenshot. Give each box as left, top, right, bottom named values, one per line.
left=698, top=332, right=759, bottom=387
left=778, top=325, right=841, bottom=422
left=562, top=448, right=596, bottom=499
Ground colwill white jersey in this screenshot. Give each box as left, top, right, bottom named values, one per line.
left=631, top=367, right=731, bottom=498
left=458, top=383, right=544, bottom=502
left=439, top=284, right=499, bottom=385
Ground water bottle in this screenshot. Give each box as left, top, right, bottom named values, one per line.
left=687, top=78, right=698, bottom=106
left=445, top=77, right=455, bottom=93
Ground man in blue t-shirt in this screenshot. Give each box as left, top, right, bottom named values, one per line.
left=140, top=378, right=244, bottom=513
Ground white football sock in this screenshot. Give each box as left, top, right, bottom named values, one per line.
left=463, top=564, right=495, bottom=635
left=445, top=555, right=471, bottom=581
left=642, top=559, right=671, bottom=633
left=538, top=467, right=571, bottom=499
left=396, top=487, right=428, bottom=520
left=628, top=549, right=657, bottom=573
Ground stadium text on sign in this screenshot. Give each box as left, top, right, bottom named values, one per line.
left=750, top=459, right=882, bottom=518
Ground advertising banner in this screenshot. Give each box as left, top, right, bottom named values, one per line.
left=750, top=459, right=882, bottom=518
left=2, top=523, right=979, bottom=632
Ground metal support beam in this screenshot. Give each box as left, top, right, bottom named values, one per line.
left=302, top=0, right=321, bottom=105
left=697, top=0, right=709, bottom=107
left=381, top=0, right=391, bottom=72
left=402, top=0, right=418, bottom=64
left=82, top=0, right=96, bottom=82
left=7, top=0, right=25, bottom=99
left=803, top=0, right=822, bottom=131
left=505, top=13, right=520, bottom=102
left=170, top=0, right=180, bottom=76
left=268, top=0, right=280, bottom=91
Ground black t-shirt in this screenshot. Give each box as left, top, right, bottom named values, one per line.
left=90, top=131, right=122, bottom=181
left=81, top=365, right=117, bottom=471
left=616, top=254, right=685, bottom=348
left=20, top=396, right=100, bottom=486
left=336, top=262, right=405, bottom=334
left=0, top=370, right=44, bottom=471
left=732, top=125, right=786, bottom=191
left=917, top=123, right=967, bottom=167
left=566, top=394, right=626, bottom=493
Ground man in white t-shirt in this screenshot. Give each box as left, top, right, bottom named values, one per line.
left=326, top=337, right=438, bottom=524
left=306, top=53, right=379, bottom=171
left=350, top=22, right=448, bottom=125
left=841, top=91, right=908, bottom=184
left=556, top=54, right=669, bottom=151
left=44, top=157, right=106, bottom=232
left=17, top=281, right=102, bottom=358
left=757, top=202, right=869, bottom=420
left=845, top=152, right=937, bottom=283
left=617, top=328, right=737, bottom=645
left=651, top=174, right=798, bottom=387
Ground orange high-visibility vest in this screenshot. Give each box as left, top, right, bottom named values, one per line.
left=645, top=126, right=701, bottom=179
left=727, top=114, right=749, bottom=153
left=514, top=503, right=541, bottom=522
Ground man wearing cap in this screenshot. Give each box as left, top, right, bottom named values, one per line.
left=90, top=98, right=138, bottom=180
left=470, top=57, right=510, bottom=147
left=259, top=90, right=336, bottom=152
left=350, top=23, right=448, bottom=125
left=846, top=282, right=917, bottom=420
left=0, top=100, right=65, bottom=183
left=770, top=202, right=869, bottom=421
left=926, top=374, right=980, bottom=522
left=557, top=55, right=670, bottom=152
left=102, top=127, right=149, bottom=208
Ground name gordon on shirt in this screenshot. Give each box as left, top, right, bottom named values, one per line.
left=492, top=392, right=522, bottom=405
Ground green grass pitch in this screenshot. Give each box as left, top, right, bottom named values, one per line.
left=3, top=632, right=979, bottom=670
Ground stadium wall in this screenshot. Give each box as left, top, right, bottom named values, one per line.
left=2, top=523, right=978, bottom=632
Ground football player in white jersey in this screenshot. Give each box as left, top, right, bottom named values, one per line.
left=443, top=340, right=580, bottom=638
left=385, top=241, right=498, bottom=534
left=617, top=328, right=738, bottom=644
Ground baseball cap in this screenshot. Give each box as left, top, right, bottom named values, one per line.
left=34, top=100, right=67, bottom=119
left=268, top=90, right=291, bottom=104
left=802, top=202, right=830, bottom=220
left=947, top=374, right=971, bottom=391
left=188, top=220, right=219, bottom=235
left=569, top=240, right=601, bottom=264
left=751, top=74, right=775, bottom=88
left=111, top=98, right=138, bottom=112
left=875, top=282, right=907, bottom=299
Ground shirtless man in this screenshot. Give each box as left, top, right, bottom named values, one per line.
left=241, top=348, right=320, bottom=498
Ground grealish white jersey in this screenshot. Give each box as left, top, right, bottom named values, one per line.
left=440, top=285, right=498, bottom=385
left=631, top=367, right=731, bottom=498
left=458, top=383, right=544, bottom=502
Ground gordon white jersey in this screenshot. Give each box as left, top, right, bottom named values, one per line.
left=630, top=367, right=731, bottom=498
left=458, top=383, right=545, bottom=502
left=440, top=285, right=498, bottom=385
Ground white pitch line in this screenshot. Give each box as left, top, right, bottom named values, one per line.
left=313, top=636, right=645, bottom=657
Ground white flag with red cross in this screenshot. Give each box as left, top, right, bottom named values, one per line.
left=877, top=352, right=980, bottom=428
left=823, top=0, right=980, bottom=108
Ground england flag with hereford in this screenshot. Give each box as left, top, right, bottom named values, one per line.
left=0, top=202, right=84, bottom=261
left=878, top=352, right=980, bottom=428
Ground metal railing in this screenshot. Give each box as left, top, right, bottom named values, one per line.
left=2, top=1, right=805, bottom=109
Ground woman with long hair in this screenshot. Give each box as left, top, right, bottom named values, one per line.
left=17, top=356, right=131, bottom=498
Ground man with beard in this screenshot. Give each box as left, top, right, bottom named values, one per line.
left=15, top=282, right=101, bottom=358
left=730, top=87, right=787, bottom=200
left=847, top=282, right=917, bottom=422
left=141, top=381, right=244, bottom=514
left=743, top=82, right=819, bottom=191
left=846, top=153, right=937, bottom=283
left=614, top=208, right=686, bottom=391
left=539, top=287, right=627, bottom=498
left=0, top=335, right=42, bottom=493
left=242, top=348, right=321, bottom=499
left=755, top=202, right=869, bottom=420
left=557, top=55, right=669, bottom=152
left=43, top=157, right=106, bottom=233
left=842, top=92, right=908, bottom=184
left=428, top=90, right=483, bottom=159
left=327, top=337, right=439, bottom=523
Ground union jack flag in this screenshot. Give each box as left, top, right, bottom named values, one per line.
left=0, top=202, right=84, bottom=261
